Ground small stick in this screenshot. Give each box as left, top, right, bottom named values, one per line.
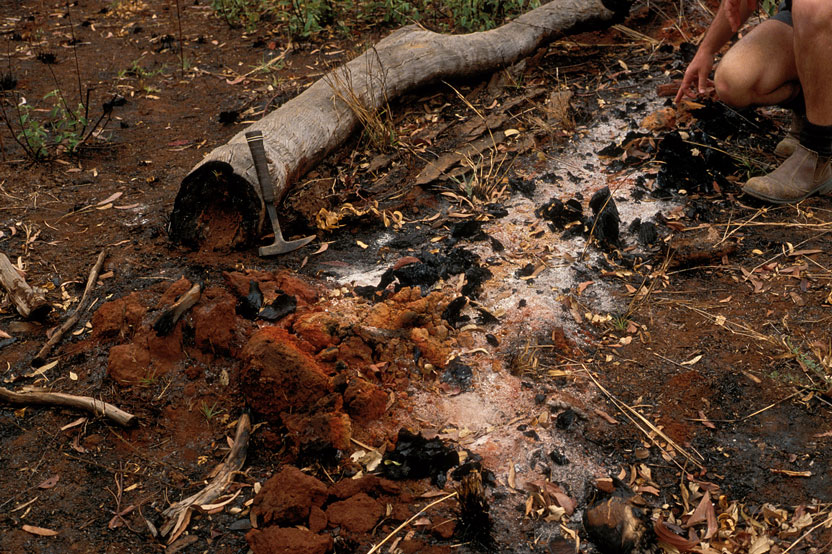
left=152, top=281, right=202, bottom=336
left=0, top=253, right=50, bottom=319
left=160, top=412, right=251, bottom=544
left=366, top=491, right=458, bottom=554
left=0, top=386, right=137, bottom=426
left=33, top=249, right=107, bottom=366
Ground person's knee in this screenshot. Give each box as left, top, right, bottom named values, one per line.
left=714, top=62, right=753, bottom=108
left=793, top=0, right=832, bottom=33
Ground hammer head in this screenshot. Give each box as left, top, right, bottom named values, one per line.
left=259, top=233, right=315, bottom=256
left=258, top=204, right=315, bottom=255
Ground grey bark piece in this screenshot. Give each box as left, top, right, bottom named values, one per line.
left=0, top=253, right=50, bottom=320
left=169, top=0, right=630, bottom=249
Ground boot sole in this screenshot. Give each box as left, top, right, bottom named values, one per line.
left=742, top=177, right=832, bottom=204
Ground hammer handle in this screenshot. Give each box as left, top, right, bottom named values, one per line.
left=245, top=130, right=275, bottom=205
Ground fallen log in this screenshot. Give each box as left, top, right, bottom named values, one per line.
left=0, top=387, right=137, bottom=427
left=0, top=253, right=50, bottom=320
left=169, top=0, right=631, bottom=251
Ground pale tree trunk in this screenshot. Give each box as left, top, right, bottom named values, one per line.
left=168, top=0, right=631, bottom=250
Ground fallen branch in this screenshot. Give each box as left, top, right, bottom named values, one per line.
left=0, top=253, right=50, bottom=320
left=0, top=386, right=137, bottom=426
left=152, top=281, right=202, bottom=336
left=160, top=412, right=251, bottom=544
left=33, top=249, right=107, bottom=367
left=168, top=0, right=631, bottom=250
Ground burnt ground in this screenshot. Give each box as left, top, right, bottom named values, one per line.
left=1, top=0, right=832, bottom=553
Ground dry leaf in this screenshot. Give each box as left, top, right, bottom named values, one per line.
left=22, top=524, right=59, bottom=537
left=680, top=354, right=702, bottom=366
left=25, top=359, right=58, bottom=379
left=698, top=410, right=716, bottom=429
left=685, top=491, right=717, bottom=538
left=594, top=408, right=618, bottom=425
left=577, top=281, right=593, bottom=295
left=748, top=535, right=772, bottom=554
left=37, top=475, right=60, bottom=489
left=60, top=417, right=86, bottom=431
left=654, top=518, right=698, bottom=550
left=95, top=192, right=122, bottom=206
left=508, top=465, right=516, bottom=489
left=770, top=468, right=812, bottom=478
left=595, top=478, right=615, bottom=493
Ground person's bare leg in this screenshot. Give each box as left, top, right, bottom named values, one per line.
left=714, top=19, right=798, bottom=108
left=792, top=0, right=832, bottom=124
left=743, top=0, right=832, bottom=203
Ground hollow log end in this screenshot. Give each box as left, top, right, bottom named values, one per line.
left=602, top=0, right=632, bottom=18
left=168, top=161, right=262, bottom=251
left=27, top=302, right=51, bottom=321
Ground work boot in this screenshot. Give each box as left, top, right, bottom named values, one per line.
left=743, top=143, right=832, bottom=204
left=774, top=113, right=802, bottom=158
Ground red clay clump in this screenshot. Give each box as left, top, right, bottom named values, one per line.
left=293, top=310, right=342, bottom=350
left=328, top=474, right=401, bottom=499
left=192, top=286, right=239, bottom=354
left=224, top=269, right=319, bottom=306
left=92, top=292, right=147, bottom=340
left=240, top=326, right=332, bottom=418
left=326, top=492, right=384, bottom=533
left=282, top=410, right=352, bottom=455
left=343, top=378, right=388, bottom=422
left=107, top=342, right=152, bottom=385
left=247, top=524, right=332, bottom=554
left=156, top=277, right=193, bottom=307
left=251, top=466, right=328, bottom=526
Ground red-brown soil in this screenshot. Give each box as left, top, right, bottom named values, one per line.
left=2, top=1, right=832, bottom=553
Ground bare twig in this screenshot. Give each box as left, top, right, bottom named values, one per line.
left=33, top=249, right=107, bottom=366
left=366, top=492, right=458, bottom=554
left=174, top=0, right=185, bottom=76
left=160, top=412, right=251, bottom=544
left=0, top=386, right=137, bottom=426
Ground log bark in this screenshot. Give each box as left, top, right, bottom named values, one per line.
left=0, top=253, right=50, bottom=320
left=169, top=0, right=630, bottom=250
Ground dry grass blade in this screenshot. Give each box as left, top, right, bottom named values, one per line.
left=746, top=228, right=832, bottom=279
left=680, top=303, right=779, bottom=345
left=582, top=365, right=704, bottom=470
left=611, top=24, right=660, bottom=45
left=324, top=47, right=396, bottom=152
left=366, top=492, right=458, bottom=554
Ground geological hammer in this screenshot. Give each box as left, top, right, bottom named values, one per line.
left=245, top=130, right=315, bottom=256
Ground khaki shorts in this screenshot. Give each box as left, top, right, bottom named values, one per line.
left=771, top=0, right=792, bottom=26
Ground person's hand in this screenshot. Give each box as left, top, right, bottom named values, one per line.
left=725, top=0, right=757, bottom=32
left=674, top=51, right=715, bottom=103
